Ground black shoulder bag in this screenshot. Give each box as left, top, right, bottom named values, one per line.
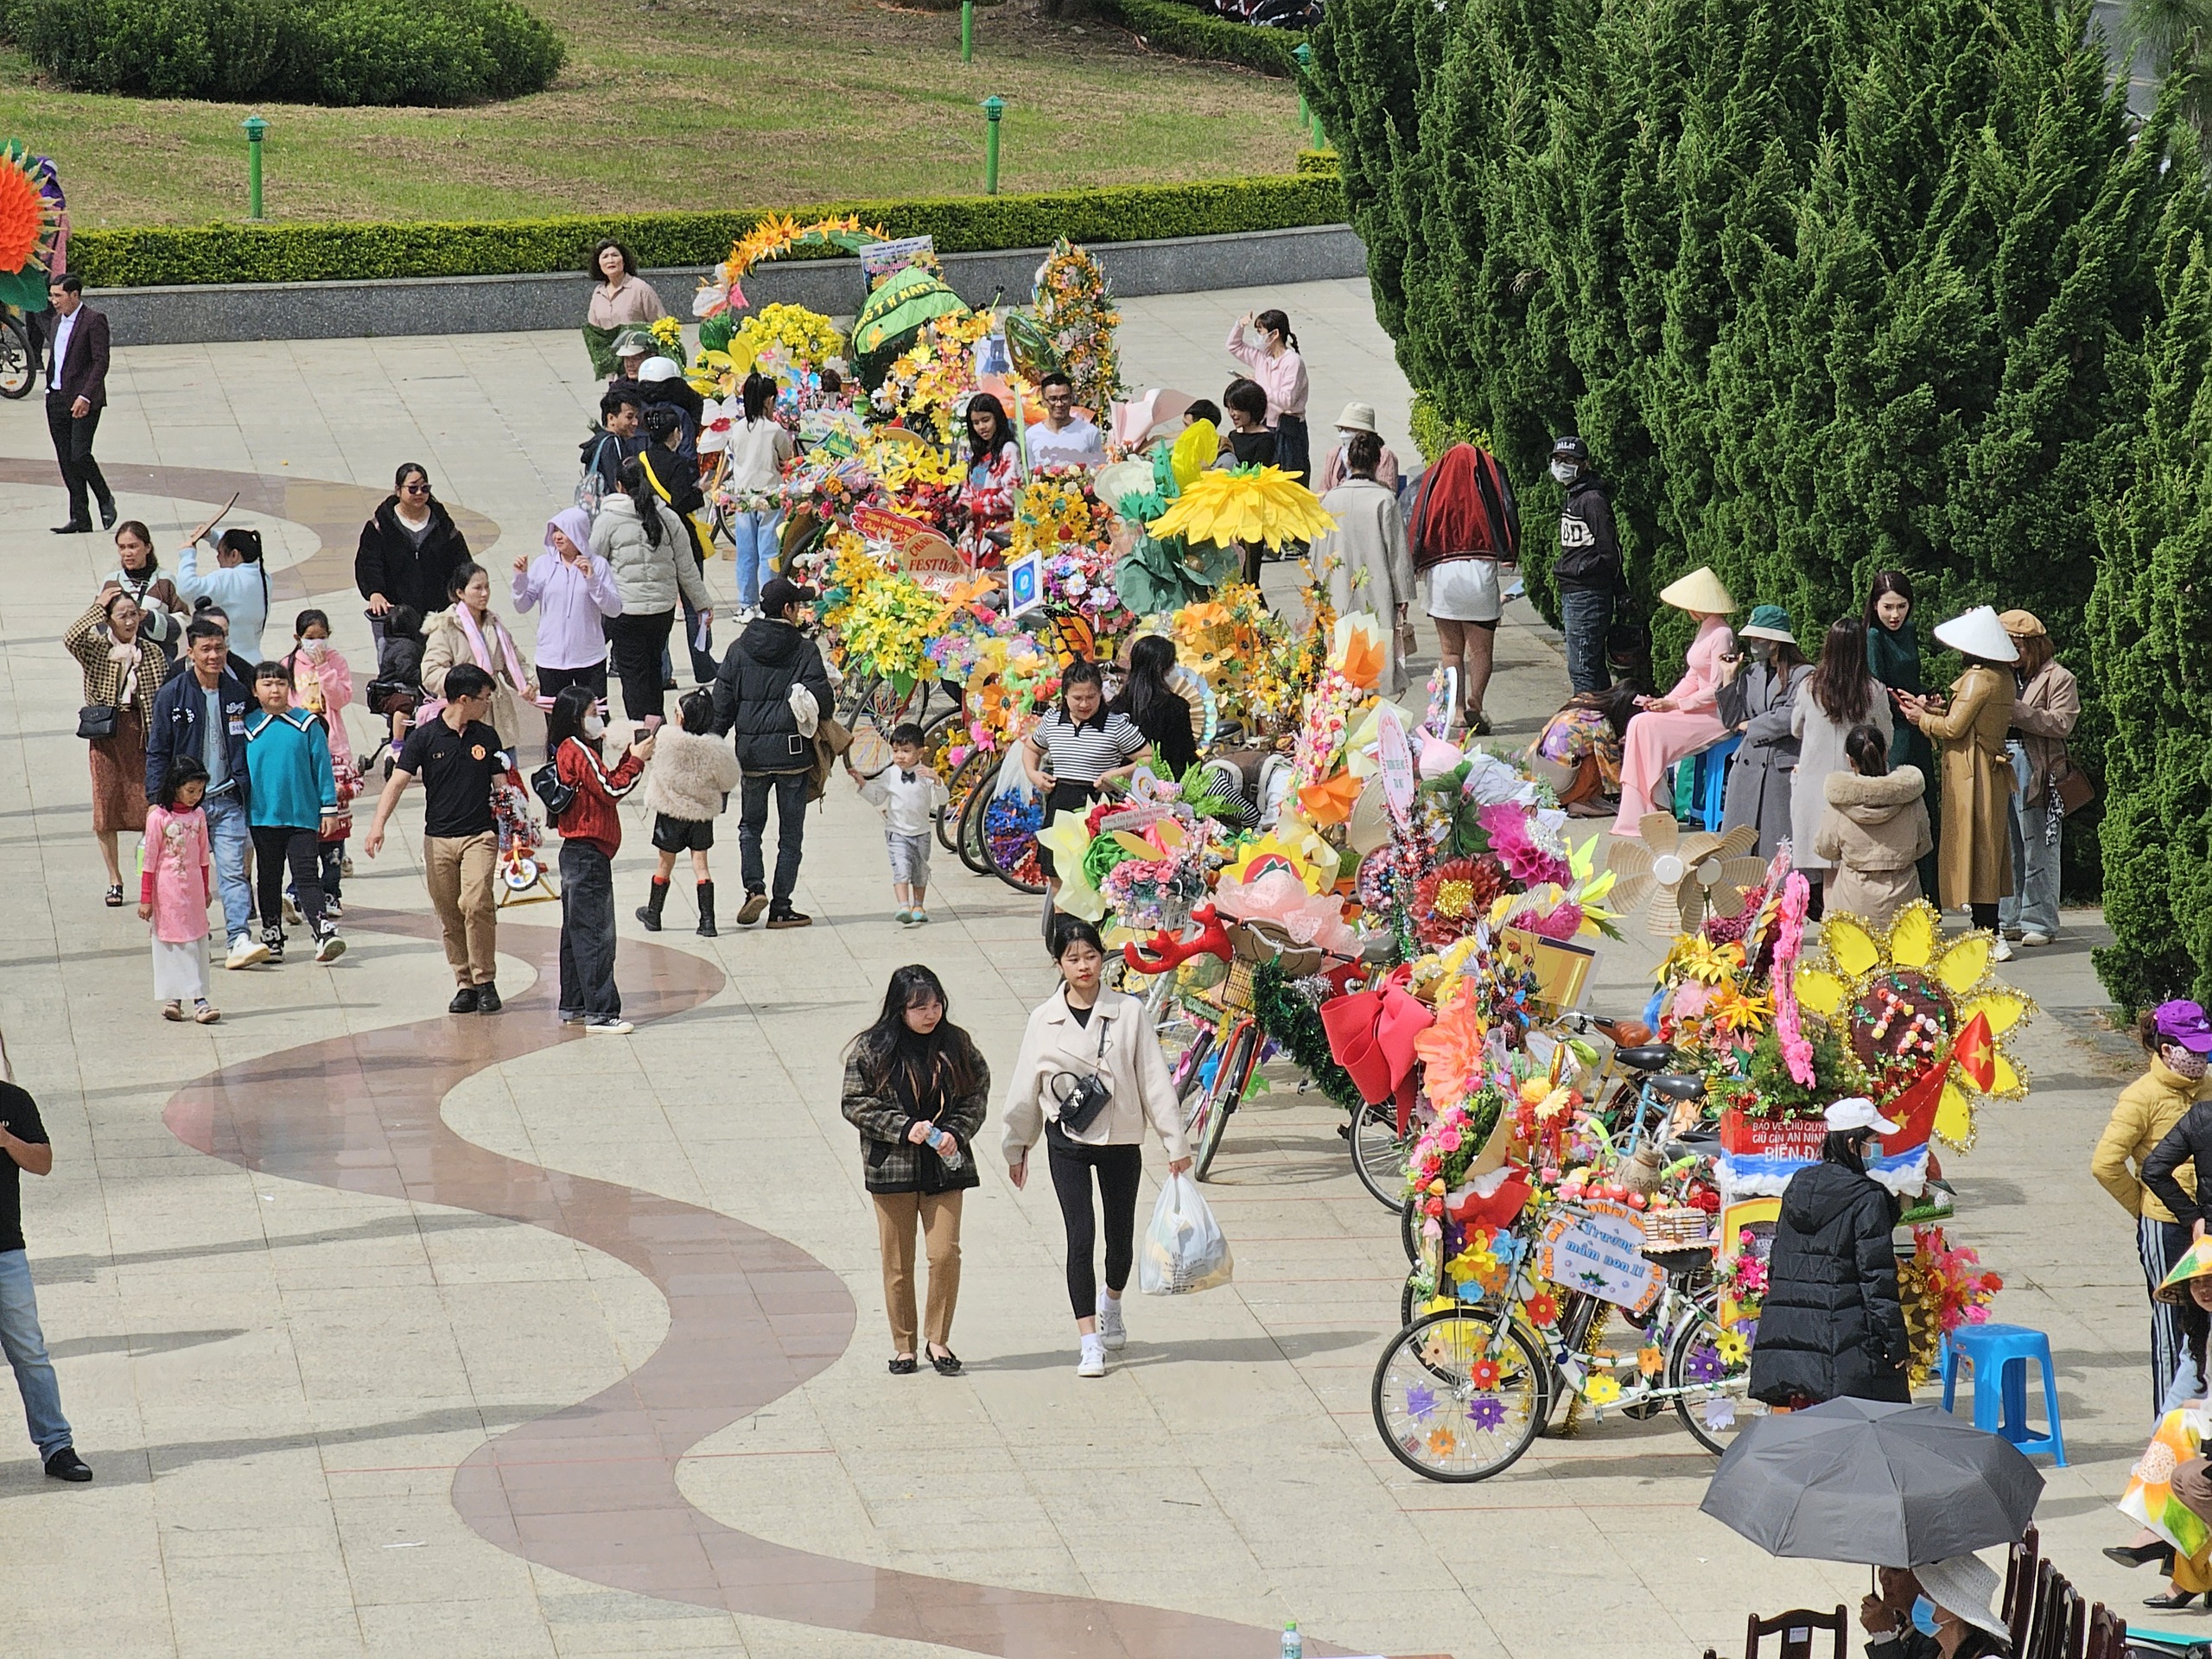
left=1049, top=1013, right=1115, bottom=1135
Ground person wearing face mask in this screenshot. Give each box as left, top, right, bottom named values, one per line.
left=283, top=610, right=359, bottom=915
left=1747, top=1096, right=1911, bottom=1409
left=1863, top=1556, right=2015, bottom=1657
left=1717, top=605, right=1811, bottom=858
left=1548, top=435, right=1621, bottom=696
left=544, top=685, right=653, bottom=1034
left=2117, top=1005, right=2212, bottom=1407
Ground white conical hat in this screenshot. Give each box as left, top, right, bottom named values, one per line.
left=1656, top=566, right=1736, bottom=615
left=1932, top=605, right=2019, bottom=664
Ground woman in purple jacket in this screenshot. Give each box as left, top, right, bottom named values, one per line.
left=512, top=508, right=623, bottom=707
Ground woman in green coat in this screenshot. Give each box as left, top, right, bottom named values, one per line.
left=1865, top=570, right=1939, bottom=899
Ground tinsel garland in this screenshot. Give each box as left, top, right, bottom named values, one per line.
left=1249, top=959, right=1363, bottom=1113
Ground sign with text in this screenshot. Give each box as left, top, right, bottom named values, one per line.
left=859, top=235, right=937, bottom=280
left=1535, top=1199, right=1667, bottom=1316
left=851, top=504, right=972, bottom=592
left=1376, top=703, right=1415, bottom=830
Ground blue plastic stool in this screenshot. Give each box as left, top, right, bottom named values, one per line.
left=1941, top=1323, right=2067, bottom=1465
left=1693, top=733, right=1742, bottom=832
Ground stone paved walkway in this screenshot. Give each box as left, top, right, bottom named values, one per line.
left=0, top=281, right=2160, bottom=1657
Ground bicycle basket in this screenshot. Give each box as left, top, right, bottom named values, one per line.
left=1224, top=917, right=1327, bottom=979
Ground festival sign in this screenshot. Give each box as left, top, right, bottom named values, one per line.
left=852, top=503, right=974, bottom=592
left=1376, top=703, right=1416, bottom=830
left=859, top=235, right=936, bottom=281
left=1535, top=1198, right=1667, bottom=1316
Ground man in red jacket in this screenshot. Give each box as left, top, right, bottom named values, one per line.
left=45, top=275, right=116, bottom=536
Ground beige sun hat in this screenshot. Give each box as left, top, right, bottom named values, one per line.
left=1334, top=400, right=1380, bottom=434
left=1933, top=605, right=2020, bottom=664
left=1997, top=608, right=2045, bottom=639
left=1656, top=566, right=1737, bottom=616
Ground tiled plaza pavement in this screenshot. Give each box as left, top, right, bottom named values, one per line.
left=0, top=279, right=2163, bottom=1656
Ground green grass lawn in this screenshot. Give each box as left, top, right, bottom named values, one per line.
left=0, top=0, right=1300, bottom=228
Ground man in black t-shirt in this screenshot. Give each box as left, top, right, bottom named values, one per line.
left=0, top=1078, right=91, bottom=1482
left=360, top=664, right=513, bottom=1014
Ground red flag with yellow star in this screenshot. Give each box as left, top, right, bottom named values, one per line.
left=1952, top=1010, right=1997, bottom=1092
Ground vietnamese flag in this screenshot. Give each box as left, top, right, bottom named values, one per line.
left=1952, top=1010, right=1997, bottom=1092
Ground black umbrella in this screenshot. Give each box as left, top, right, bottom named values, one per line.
left=1700, top=1397, right=2044, bottom=1566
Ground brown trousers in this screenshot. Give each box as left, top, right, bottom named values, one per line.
left=423, top=832, right=499, bottom=986
left=872, top=1190, right=963, bottom=1354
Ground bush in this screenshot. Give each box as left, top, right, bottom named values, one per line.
left=68, top=174, right=1346, bottom=289
left=7, top=0, right=563, bottom=106
left=1093, top=0, right=1305, bottom=75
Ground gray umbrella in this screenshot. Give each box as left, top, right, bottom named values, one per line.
left=1699, top=1397, right=2044, bottom=1566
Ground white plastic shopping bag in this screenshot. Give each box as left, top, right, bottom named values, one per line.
left=1139, top=1173, right=1234, bottom=1295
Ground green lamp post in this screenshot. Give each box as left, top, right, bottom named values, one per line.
left=1292, top=44, right=1323, bottom=149
left=962, top=0, right=975, bottom=61
left=982, top=96, right=1005, bottom=195
left=241, top=114, right=269, bottom=220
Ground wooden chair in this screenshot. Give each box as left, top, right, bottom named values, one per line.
left=2005, top=1525, right=2043, bottom=1652
left=1743, top=1605, right=1849, bottom=1659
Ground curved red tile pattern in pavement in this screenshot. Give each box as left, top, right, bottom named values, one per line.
left=160, top=911, right=1351, bottom=1659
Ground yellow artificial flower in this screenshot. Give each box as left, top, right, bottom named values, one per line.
left=1147, top=467, right=1335, bottom=550
left=1584, top=1375, right=1622, bottom=1406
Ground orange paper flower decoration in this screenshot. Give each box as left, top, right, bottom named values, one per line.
left=0, top=156, right=50, bottom=276
left=1296, top=772, right=1362, bottom=827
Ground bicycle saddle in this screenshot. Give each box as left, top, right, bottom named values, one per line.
left=1616, top=1045, right=1676, bottom=1072
left=1648, top=1072, right=1707, bottom=1103
left=1669, top=1126, right=1721, bottom=1153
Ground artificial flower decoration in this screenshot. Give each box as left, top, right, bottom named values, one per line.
left=1147, top=465, right=1336, bottom=550
left=1525, top=1291, right=1560, bottom=1328
left=1584, top=1375, right=1622, bottom=1407
left=1466, top=1396, right=1508, bottom=1432
left=1638, top=1345, right=1665, bottom=1378
left=1478, top=802, right=1574, bottom=887
left=1714, top=1331, right=1749, bottom=1365
left=1427, top=1426, right=1460, bottom=1460
left=1412, top=986, right=1491, bottom=1110
left=1031, top=238, right=1124, bottom=415
left=1219, top=832, right=1333, bottom=895
left=1793, top=899, right=2033, bottom=1149
left=1468, top=1357, right=1502, bottom=1389
left=0, top=142, right=58, bottom=309
left=1414, top=856, right=1509, bottom=949
left=1036, top=812, right=1109, bottom=922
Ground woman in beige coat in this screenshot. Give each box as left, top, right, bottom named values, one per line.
left=1003, top=918, right=1192, bottom=1378
left=1309, top=431, right=1416, bottom=695
left=1812, top=726, right=1932, bottom=927
left=421, top=561, right=535, bottom=751
left=1899, top=606, right=2017, bottom=943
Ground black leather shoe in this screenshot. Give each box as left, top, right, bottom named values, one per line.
left=887, top=1355, right=918, bottom=1376
left=474, top=982, right=502, bottom=1014
left=929, top=1349, right=963, bottom=1376
left=99, top=501, right=118, bottom=530
left=2145, top=1589, right=2201, bottom=1610
left=49, top=522, right=92, bottom=535
left=448, top=986, right=480, bottom=1014
left=44, top=1447, right=92, bottom=1483
left=2108, top=1541, right=2177, bottom=1569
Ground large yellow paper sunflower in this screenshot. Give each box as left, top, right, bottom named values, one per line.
left=1794, top=900, right=2032, bottom=1150
left=1147, top=466, right=1334, bottom=550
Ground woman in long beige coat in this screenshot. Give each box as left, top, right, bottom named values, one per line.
left=1899, top=606, right=2017, bottom=939
left=1309, top=433, right=1416, bottom=695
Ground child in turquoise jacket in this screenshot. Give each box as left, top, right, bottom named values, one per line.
left=244, top=662, right=345, bottom=964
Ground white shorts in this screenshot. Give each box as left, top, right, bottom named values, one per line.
left=1425, top=558, right=1504, bottom=624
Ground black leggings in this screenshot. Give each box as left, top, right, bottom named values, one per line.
left=605, top=608, right=673, bottom=723
left=251, top=825, right=324, bottom=933
left=1046, top=1128, right=1144, bottom=1318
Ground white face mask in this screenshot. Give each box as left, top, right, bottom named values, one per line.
left=582, top=714, right=606, bottom=740
left=301, top=638, right=326, bottom=658
left=1550, top=460, right=1579, bottom=485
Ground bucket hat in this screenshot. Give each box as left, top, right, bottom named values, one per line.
left=1739, top=604, right=1796, bottom=645
left=1911, top=1554, right=2008, bottom=1643
left=1333, top=400, right=1379, bottom=434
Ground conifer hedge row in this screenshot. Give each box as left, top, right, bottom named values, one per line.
left=1304, top=0, right=2212, bottom=1007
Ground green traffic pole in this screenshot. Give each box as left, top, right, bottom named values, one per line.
left=962, top=0, right=974, bottom=61
left=242, top=114, right=269, bottom=220
left=982, top=96, right=1004, bottom=194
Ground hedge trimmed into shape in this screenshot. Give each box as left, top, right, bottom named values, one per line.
left=1093, top=0, right=1305, bottom=76
left=70, top=174, right=1345, bottom=290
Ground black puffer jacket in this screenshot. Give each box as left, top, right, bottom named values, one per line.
left=1746, top=1160, right=1910, bottom=1408
left=354, top=497, right=470, bottom=617
left=711, top=617, right=831, bottom=776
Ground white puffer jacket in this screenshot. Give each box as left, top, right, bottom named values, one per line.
left=589, top=493, right=714, bottom=617
left=639, top=727, right=744, bottom=823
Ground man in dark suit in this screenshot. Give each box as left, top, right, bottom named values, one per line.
left=46, top=274, right=115, bottom=536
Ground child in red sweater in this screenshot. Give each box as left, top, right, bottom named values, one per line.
left=547, top=685, right=653, bottom=1033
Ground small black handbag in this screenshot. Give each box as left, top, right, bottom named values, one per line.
left=76, top=703, right=118, bottom=741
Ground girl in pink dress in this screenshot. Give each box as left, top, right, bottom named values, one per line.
left=140, top=758, right=219, bottom=1023
left=1611, top=567, right=1739, bottom=834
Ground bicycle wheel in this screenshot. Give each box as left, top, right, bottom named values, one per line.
left=1667, top=1287, right=1758, bottom=1455
left=1192, top=1020, right=1255, bottom=1182
left=1372, top=1309, right=1548, bottom=1482
left=1400, top=1193, right=1426, bottom=1264
left=938, top=747, right=989, bottom=853
left=834, top=671, right=879, bottom=728
left=1171, top=1021, right=1218, bottom=1137
left=0, top=317, right=30, bottom=401
left=1351, top=1100, right=1409, bottom=1211
left=957, top=772, right=995, bottom=875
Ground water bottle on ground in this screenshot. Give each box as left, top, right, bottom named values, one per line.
left=1281, top=1621, right=1302, bottom=1659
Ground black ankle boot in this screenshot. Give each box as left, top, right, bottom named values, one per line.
left=636, top=877, right=669, bottom=932
left=696, top=880, right=717, bottom=938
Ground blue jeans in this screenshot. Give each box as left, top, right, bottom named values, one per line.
left=201, top=788, right=256, bottom=944
left=1999, top=742, right=2061, bottom=938
left=1560, top=587, right=1613, bottom=696
left=731, top=511, right=783, bottom=609
left=0, top=1250, right=72, bottom=1459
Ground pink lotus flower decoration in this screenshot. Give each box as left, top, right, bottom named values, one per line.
left=1478, top=803, right=1572, bottom=888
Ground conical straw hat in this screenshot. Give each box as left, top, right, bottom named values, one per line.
left=1932, top=605, right=2020, bottom=664
left=1657, top=566, right=1736, bottom=615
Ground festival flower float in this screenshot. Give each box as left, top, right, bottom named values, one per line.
left=0, top=142, right=59, bottom=314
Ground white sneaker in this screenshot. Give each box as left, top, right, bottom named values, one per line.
left=1077, top=1335, right=1107, bottom=1377
left=226, top=935, right=271, bottom=970
left=314, top=931, right=346, bottom=963
left=282, top=895, right=303, bottom=926
left=1096, top=1292, right=1126, bottom=1351
left=586, top=1016, right=635, bottom=1035
left=2020, top=931, right=2052, bottom=948
left=1993, top=938, right=2014, bottom=963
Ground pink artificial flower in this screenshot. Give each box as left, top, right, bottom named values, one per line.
left=1773, top=872, right=1815, bottom=1087
left=1478, top=803, right=1573, bottom=888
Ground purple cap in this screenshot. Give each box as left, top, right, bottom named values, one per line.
left=2156, top=1000, right=2212, bottom=1054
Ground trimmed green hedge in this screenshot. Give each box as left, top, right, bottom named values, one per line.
left=1296, top=149, right=1339, bottom=175
left=70, top=174, right=1346, bottom=289
left=8, top=0, right=562, bottom=106
left=1094, top=0, right=1305, bottom=76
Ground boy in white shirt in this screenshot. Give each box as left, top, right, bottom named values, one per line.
left=849, top=722, right=949, bottom=925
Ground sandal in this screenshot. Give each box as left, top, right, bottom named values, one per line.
left=104, top=884, right=124, bottom=907
left=192, top=1001, right=220, bottom=1025
left=929, top=1348, right=963, bottom=1376
left=887, top=1355, right=918, bottom=1376
left=161, top=1001, right=185, bottom=1022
